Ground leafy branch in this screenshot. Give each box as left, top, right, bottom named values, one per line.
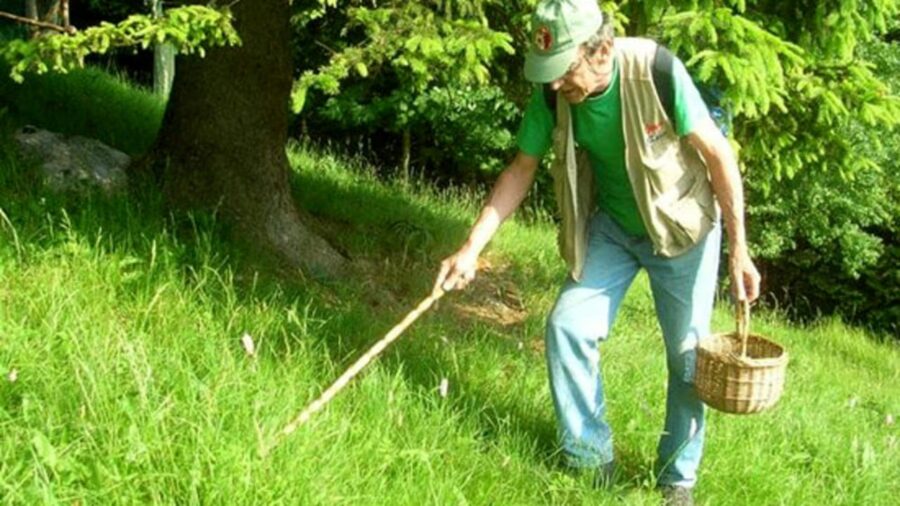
left=1, top=5, right=240, bottom=83
left=291, top=3, right=514, bottom=116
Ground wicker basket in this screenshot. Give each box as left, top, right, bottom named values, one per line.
left=695, top=301, right=788, bottom=414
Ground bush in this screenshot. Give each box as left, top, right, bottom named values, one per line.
left=750, top=162, right=899, bottom=336
left=750, top=35, right=900, bottom=337
left=312, top=82, right=519, bottom=182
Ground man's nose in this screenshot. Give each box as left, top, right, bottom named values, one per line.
left=550, top=78, right=563, bottom=91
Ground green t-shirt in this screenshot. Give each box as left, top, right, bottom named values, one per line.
left=516, top=54, right=711, bottom=236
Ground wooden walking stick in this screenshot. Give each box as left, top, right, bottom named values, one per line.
left=263, top=285, right=446, bottom=456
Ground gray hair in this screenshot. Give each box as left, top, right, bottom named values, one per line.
left=582, top=11, right=615, bottom=53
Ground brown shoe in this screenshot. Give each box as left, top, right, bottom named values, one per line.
left=659, top=485, right=694, bottom=506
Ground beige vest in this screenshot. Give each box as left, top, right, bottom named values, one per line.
left=550, top=37, right=719, bottom=281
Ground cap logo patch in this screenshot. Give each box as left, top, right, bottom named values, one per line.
left=534, top=26, right=553, bottom=52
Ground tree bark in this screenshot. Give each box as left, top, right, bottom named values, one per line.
left=25, top=0, right=37, bottom=18
left=400, top=127, right=411, bottom=182
left=143, top=0, right=347, bottom=279
left=36, top=0, right=58, bottom=23
left=25, top=0, right=38, bottom=37
left=153, top=41, right=175, bottom=99
left=151, top=0, right=175, bottom=98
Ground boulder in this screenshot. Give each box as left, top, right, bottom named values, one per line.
left=13, top=126, right=129, bottom=194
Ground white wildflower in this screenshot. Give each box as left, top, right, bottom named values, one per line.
left=439, top=378, right=449, bottom=398
left=241, top=333, right=256, bottom=357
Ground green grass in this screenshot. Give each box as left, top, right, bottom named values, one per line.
left=0, top=63, right=163, bottom=156
left=1, top=66, right=899, bottom=505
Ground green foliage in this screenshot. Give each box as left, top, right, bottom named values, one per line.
left=292, top=1, right=514, bottom=116
left=661, top=9, right=804, bottom=121
left=288, top=1, right=520, bottom=182
left=656, top=2, right=900, bottom=185
left=411, top=84, right=518, bottom=175
left=1, top=5, right=240, bottom=82
left=290, top=1, right=534, bottom=178
left=749, top=161, right=891, bottom=277
left=292, top=0, right=900, bottom=185
left=751, top=34, right=900, bottom=336
left=319, top=83, right=518, bottom=176
left=290, top=0, right=339, bottom=28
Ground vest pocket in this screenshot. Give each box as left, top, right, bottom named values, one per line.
left=639, top=138, right=684, bottom=192
left=655, top=176, right=715, bottom=250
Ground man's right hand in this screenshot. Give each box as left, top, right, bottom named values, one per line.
left=434, top=246, right=480, bottom=292
left=431, top=152, right=539, bottom=294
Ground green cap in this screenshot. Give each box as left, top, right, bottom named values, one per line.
left=524, top=0, right=604, bottom=83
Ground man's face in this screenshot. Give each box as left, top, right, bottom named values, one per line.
left=550, top=40, right=615, bottom=104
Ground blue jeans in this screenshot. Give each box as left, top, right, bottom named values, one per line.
left=544, top=212, right=721, bottom=488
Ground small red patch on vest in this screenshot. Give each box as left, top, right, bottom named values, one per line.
left=645, top=122, right=664, bottom=137
left=534, top=26, right=553, bottom=52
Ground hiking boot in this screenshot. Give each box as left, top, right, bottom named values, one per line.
left=592, top=460, right=617, bottom=489
left=659, top=485, right=694, bottom=506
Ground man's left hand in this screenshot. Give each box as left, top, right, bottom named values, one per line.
left=729, top=248, right=761, bottom=302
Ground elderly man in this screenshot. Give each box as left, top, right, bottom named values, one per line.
left=434, top=1, right=760, bottom=504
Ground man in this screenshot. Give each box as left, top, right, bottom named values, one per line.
left=433, top=1, right=760, bottom=504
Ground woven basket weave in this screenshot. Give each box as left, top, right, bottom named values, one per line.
left=695, top=302, right=788, bottom=414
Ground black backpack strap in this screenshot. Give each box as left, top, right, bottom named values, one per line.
left=652, top=44, right=677, bottom=131
left=542, top=82, right=557, bottom=113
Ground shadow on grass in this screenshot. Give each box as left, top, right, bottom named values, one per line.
left=282, top=152, right=584, bottom=476
left=0, top=133, right=583, bottom=485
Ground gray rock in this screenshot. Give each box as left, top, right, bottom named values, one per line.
left=13, top=126, right=130, bottom=194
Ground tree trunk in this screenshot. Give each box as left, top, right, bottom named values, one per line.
left=400, top=127, right=411, bottom=182
left=25, top=0, right=38, bottom=37
left=143, top=0, right=347, bottom=279
left=151, top=0, right=175, bottom=99
left=36, top=0, right=58, bottom=23
left=153, top=43, right=175, bottom=98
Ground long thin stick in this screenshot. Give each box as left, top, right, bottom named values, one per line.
left=265, top=286, right=445, bottom=455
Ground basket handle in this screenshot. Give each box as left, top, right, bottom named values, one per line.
left=736, top=299, right=750, bottom=358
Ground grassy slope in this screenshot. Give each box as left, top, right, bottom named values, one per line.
left=0, top=67, right=898, bottom=505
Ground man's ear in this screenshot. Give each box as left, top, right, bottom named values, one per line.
left=597, top=39, right=614, bottom=60
left=587, top=40, right=613, bottom=64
